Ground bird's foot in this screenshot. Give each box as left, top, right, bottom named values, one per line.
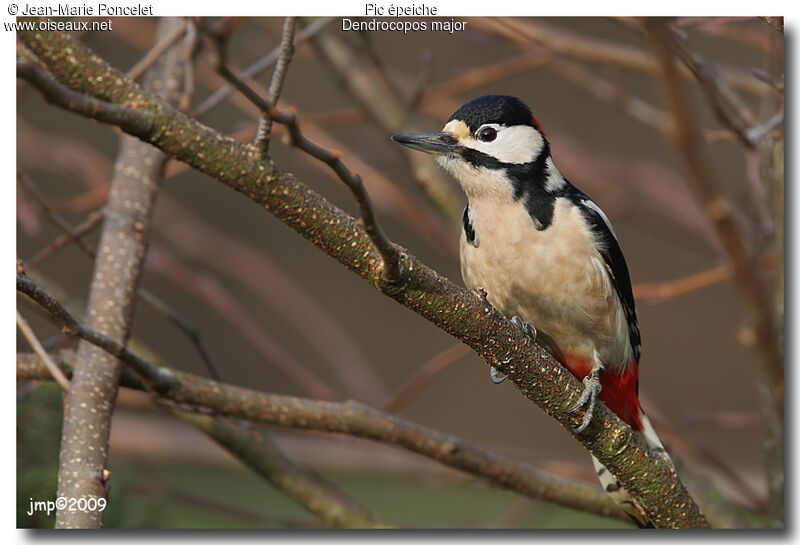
left=511, top=315, right=537, bottom=342
left=566, top=368, right=602, bottom=433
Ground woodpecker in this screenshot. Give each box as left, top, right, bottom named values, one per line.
left=393, top=95, right=671, bottom=527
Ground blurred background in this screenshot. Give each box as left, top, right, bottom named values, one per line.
left=17, top=16, right=784, bottom=528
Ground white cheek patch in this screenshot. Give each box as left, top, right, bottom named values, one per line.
left=461, top=125, right=545, bottom=164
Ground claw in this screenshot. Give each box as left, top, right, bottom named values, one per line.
left=566, top=368, right=602, bottom=433
left=490, top=367, right=507, bottom=384
left=511, top=315, right=537, bottom=342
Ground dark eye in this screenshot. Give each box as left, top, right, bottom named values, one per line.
left=477, top=127, right=497, bottom=142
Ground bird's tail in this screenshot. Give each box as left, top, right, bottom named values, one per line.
left=591, top=410, right=673, bottom=528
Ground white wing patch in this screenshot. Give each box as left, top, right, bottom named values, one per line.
left=581, top=199, right=618, bottom=242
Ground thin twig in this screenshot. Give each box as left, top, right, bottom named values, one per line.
left=17, top=275, right=168, bottom=390
left=16, top=310, right=71, bottom=391
left=475, top=17, right=770, bottom=98
left=17, top=170, right=97, bottom=258
left=208, top=44, right=401, bottom=282
left=177, top=17, right=200, bottom=112
left=27, top=210, right=104, bottom=269
left=662, top=26, right=757, bottom=148
left=153, top=196, right=391, bottom=404
left=146, top=245, right=337, bottom=399
left=126, top=18, right=188, bottom=80
left=547, top=57, right=674, bottom=136
left=745, top=113, right=783, bottom=145
left=646, top=20, right=783, bottom=406
left=254, top=17, right=296, bottom=155
left=384, top=342, right=472, bottom=412
left=269, top=105, right=402, bottom=282
left=137, top=288, right=221, bottom=381
left=16, top=170, right=223, bottom=381
left=423, top=52, right=551, bottom=106
left=308, top=27, right=462, bottom=224
left=191, top=17, right=332, bottom=119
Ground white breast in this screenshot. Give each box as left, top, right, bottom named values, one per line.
left=460, top=192, right=632, bottom=369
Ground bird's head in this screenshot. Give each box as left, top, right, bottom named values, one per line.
left=392, top=95, right=550, bottom=197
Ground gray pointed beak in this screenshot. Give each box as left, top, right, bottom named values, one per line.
left=391, top=132, right=456, bottom=155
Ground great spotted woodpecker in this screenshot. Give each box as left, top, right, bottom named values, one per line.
left=393, top=95, right=671, bottom=526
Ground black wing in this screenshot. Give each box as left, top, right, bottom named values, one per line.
left=573, top=195, right=642, bottom=363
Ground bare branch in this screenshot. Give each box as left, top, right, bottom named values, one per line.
left=17, top=275, right=168, bottom=390
left=191, top=18, right=333, bottom=119
left=136, top=288, right=221, bottom=382
left=17, top=193, right=222, bottom=383
left=146, top=245, right=337, bottom=399
left=384, top=342, right=471, bottom=413
left=206, top=39, right=401, bottom=282
left=126, top=18, right=188, bottom=80
left=153, top=196, right=391, bottom=404
left=269, top=105, right=402, bottom=283
left=16, top=311, right=71, bottom=391
left=17, top=59, right=153, bottom=136
left=175, top=412, right=387, bottom=527
left=309, top=28, right=462, bottom=224
left=661, top=27, right=757, bottom=148
left=18, top=350, right=631, bottom=524
left=254, top=17, right=297, bottom=154
left=17, top=171, right=98, bottom=258
left=475, top=17, right=771, bottom=98
left=646, top=20, right=783, bottom=408
left=27, top=210, right=103, bottom=269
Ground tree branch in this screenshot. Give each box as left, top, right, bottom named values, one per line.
left=16, top=311, right=71, bottom=390
left=16, top=351, right=385, bottom=528
left=18, top=28, right=707, bottom=527
left=27, top=210, right=104, bottom=269
left=268, top=105, right=402, bottom=282
left=254, top=16, right=296, bottom=154
left=172, top=411, right=386, bottom=528
left=18, top=350, right=630, bottom=524
left=191, top=17, right=332, bottom=119
left=646, top=20, right=783, bottom=408
left=308, top=28, right=463, bottom=224
left=126, top=18, right=188, bottom=81
left=206, top=39, right=401, bottom=282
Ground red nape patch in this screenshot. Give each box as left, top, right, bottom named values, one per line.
left=531, top=116, right=546, bottom=138
left=559, top=355, right=643, bottom=431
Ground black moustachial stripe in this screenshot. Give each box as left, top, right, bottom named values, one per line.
left=459, top=139, right=556, bottom=231
left=462, top=205, right=477, bottom=247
